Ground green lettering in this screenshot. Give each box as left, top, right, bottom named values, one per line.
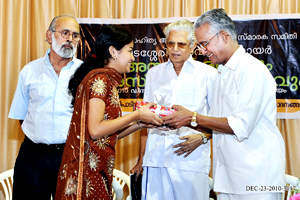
left=138, top=77, right=146, bottom=87
left=148, top=62, right=160, bottom=70
left=290, top=76, right=298, bottom=91
left=119, top=79, right=125, bottom=87
left=130, top=62, right=160, bottom=72
left=266, top=63, right=273, bottom=71
left=275, top=76, right=288, bottom=87
left=126, top=77, right=141, bottom=87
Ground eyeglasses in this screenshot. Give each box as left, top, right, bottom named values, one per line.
left=52, top=30, right=81, bottom=42
left=198, top=31, right=220, bottom=50
left=166, top=41, right=190, bottom=49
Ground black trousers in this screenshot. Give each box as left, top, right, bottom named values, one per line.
left=12, top=136, right=65, bottom=200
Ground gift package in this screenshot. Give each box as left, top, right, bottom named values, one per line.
left=133, top=100, right=176, bottom=118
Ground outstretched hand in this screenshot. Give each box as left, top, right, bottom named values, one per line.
left=138, top=102, right=164, bottom=126
left=173, top=134, right=204, bottom=157
left=138, top=122, right=156, bottom=129
left=162, top=105, right=193, bottom=129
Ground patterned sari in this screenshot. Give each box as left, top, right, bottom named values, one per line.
left=55, top=67, right=122, bottom=200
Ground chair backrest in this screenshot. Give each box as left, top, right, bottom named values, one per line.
left=283, top=174, right=300, bottom=200
left=112, top=169, right=130, bottom=200
left=0, top=169, right=13, bottom=200
left=0, top=168, right=130, bottom=200
left=208, top=177, right=218, bottom=200
left=208, top=177, right=213, bottom=191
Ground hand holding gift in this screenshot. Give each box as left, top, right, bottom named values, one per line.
left=136, top=102, right=164, bottom=126
left=134, top=100, right=176, bottom=118
left=134, top=101, right=176, bottom=129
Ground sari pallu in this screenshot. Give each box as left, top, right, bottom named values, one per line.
left=56, top=67, right=122, bottom=200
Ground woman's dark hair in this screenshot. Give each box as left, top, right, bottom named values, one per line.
left=68, top=25, right=134, bottom=106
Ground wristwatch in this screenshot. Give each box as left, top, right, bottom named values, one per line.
left=200, top=133, right=208, bottom=144
left=190, top=111, right=198, bottom=127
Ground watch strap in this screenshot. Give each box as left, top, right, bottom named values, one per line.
left=192, top=111, right=197, bottom=121
left=199, top=133, right=208, bottom=144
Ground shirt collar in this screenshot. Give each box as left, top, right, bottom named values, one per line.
left=44, top=49, right=51, bottom=66
left=44, top=48, right=75, bottom=70
left=222, top=45, right=245, bottom=71
left=166, top=54, right=195, bottom=69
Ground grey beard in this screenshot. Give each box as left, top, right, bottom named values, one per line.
left=52, top=33, right=77, bottom=58
left=58, top=47, right=76, bottom=58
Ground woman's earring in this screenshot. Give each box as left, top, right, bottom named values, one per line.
left=113, top=56, right=117, bottom=61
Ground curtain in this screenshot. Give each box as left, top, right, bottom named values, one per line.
left=1, top=0, right=299, bottom=194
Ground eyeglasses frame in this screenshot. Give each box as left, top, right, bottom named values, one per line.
left=165, top=41, right=191, bottom=49
left=198, top=31, right=220, bottom=50
left=51, top=29, right=81, bottom=42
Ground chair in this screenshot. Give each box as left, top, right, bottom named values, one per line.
left=1, top=168, right=131, bottom=200
left=282, top=174, right=300, bottom=200
left=112, top=169, right=131, bottom=200
left=209, top=176, right=218, bottom=200
left=0, top=169, right=13, bottom=200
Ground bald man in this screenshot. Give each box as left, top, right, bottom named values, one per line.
left=8, top=15, right=83, bottom=199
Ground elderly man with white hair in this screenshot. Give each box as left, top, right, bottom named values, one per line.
left=131, top=19, right=217, bottom=200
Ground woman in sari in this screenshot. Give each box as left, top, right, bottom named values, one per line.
left=55, top=25, right=163, bottom=200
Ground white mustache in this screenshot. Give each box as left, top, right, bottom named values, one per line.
left=61, top=42, right=74, bottom=49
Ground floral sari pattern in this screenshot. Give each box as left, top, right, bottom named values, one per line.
left=56, top=67, right=122, bottom=200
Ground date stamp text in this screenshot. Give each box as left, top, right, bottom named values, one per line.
left=246, top=185, right=295, bottom=192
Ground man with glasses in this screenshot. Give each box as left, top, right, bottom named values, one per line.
left=130, top=19, right=217, bottom=200
left=8, top=15, right=83, bottom=199
left=164, top=9, right=285, bottom=200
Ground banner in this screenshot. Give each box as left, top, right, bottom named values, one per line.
left=77, top=15, right=300, bottom=119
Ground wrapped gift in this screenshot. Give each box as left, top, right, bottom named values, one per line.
left=133, top=100, right=176, bottom=118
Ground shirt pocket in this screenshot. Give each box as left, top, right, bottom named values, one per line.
left=177, top=86, right=198, bottom=108
left=38, top=74, right=55, bottom=99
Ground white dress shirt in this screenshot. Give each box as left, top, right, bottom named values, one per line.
left=143, top=55, right=217, bottom=173
left=211, top=46, right=285, bottom=194
left=8, top=49, right=83, bottom=144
